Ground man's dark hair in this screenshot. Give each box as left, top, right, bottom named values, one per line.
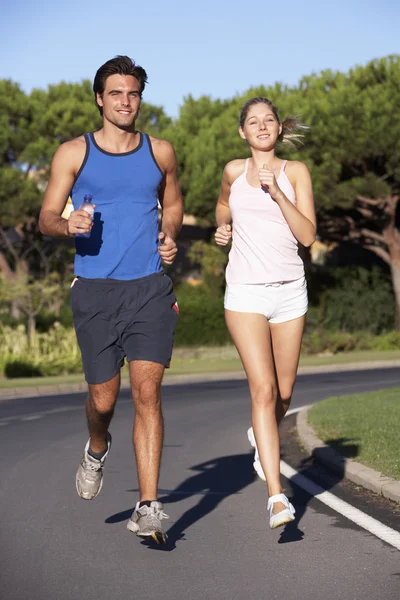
left=93, top=55, right=148, bottom=115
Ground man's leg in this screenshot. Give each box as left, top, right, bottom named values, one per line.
left=76, top=373, right=120, bottom=500
left=129, top=360, right=164, bottom=501
left=86, top=373, right=121, bottom=453
left=126, top=360, right=169, bottom=543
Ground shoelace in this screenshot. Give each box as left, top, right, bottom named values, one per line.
left=83, top=456, right=103, bottom=476
left=141, top=505, right=169, bottom=529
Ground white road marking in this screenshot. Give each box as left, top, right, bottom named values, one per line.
left=0, top=405, right=83, bottom=425
left=280, top=461, right=400, bottom=551
left=248, top=404, right=400, bottom=551
left=286, top=405, right=311, bottom=416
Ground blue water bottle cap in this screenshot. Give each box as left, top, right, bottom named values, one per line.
left=83, top=194, right=93, bottom=202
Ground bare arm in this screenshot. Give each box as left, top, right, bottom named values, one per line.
left=214, top=161, right=244, bottom=246
left=259, top=161, right=316, bottom=247
left=39, top=138, right=93, bottom=238
left=152, top=139, right=183, bottom=265
left=216, top=165, right=232, bottom=226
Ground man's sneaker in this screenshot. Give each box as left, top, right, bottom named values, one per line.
left=75, top=432, right=112, bottom=500
left=268, top=493, right=295, bottom=529
left=247, top=427, right=266, bottom=481
left=127, top=501, right=169, bottom=544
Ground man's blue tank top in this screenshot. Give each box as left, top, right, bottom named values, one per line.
left=70, top=132, right=163, bottom=279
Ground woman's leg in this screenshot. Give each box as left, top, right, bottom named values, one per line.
left=270, top=315, right=306, bottom=424
left=225, top=309, right=284, bottom=513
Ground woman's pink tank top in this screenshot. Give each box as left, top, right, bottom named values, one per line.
left=225, top=159, right=304, bottom=284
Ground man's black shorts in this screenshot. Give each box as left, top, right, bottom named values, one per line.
left=70, top=272, right=179, bottom=384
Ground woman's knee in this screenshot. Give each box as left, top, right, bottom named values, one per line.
left=278, top=380, right=295, bottom=407
left=250, top=381, right=277, bottom=409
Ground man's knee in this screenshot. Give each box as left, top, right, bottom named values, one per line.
left=88, top=380, right=119, bottom=415
left=133, top=379, right=162, bottom=410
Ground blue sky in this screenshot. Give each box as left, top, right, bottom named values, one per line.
left=1, top=0, right=398, bottom=117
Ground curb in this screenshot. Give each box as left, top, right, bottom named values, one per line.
left=0, top=359, right=399, bottom=403
left=296, top=407, right=400, bottom=504
left=0, top=371, right=248, bottom=403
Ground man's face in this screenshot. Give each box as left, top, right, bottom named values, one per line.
left=97, top=74, right=141, bottom=129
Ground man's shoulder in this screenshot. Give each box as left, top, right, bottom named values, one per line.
left=146, top=135, right=176, bottom=171
left=52, top=136, right=87, bottom=171
left=56, top=135, right=87, bottom=158
left=147, top=134, right=174, bottom=154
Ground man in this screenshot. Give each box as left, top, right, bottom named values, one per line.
left=39, top=56, right=183, bottom=544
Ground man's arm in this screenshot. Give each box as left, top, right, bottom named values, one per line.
left=39, top=138, right=93, bottom=238
left=152, top=139, right=183, bottom=265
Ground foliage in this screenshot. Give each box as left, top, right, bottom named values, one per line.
left=187, top=241, right=227, bottom=298
left=0, top=324, right=81, bottom=378
left=1, top=55, right=400, bottom=355
left=174, top=283, right=230, bottom=346
left=306, top=266, right=395, bottom=335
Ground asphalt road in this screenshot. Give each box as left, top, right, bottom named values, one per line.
left=0, top=368, right=399, bottom=600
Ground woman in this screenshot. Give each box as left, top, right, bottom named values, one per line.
left=215, top=97, right=316, bottom=529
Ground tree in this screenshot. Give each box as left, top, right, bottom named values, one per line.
left=318, top=194, right=400, bottom=326
left=303, top=56, right=400, bottom=326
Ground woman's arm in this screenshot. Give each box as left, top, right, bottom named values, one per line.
left=215, top=161, right=242, bottom=246
left=259, top=161, right=316, bottom=247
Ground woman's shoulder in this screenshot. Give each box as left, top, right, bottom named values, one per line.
left=224, top=158, right=247, bottom=184
left=284, top=160, right=311, bottom=177
left=282, top=160, right=312, bottom=193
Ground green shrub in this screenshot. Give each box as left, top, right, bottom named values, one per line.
left=174, top=283, right=230, bottom=346
left=0, top=323, right=82, bottom=378
left=372, top=331, right=400, bottom=350
left=301, top=329, right=399, bottom=355
left=307, top=266, right=395, bottom=334
left=4, top=360, right=42, bottom=378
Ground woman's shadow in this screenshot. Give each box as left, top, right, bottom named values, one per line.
left=277, top=436, right=360, bottom=544
left=105, top=453, right=256, bottom=551
left=105, top=437, right=359, bottom=550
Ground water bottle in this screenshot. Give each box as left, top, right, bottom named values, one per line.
left=76, top=194, right=94, bottom=238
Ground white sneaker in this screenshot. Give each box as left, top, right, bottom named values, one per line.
left=75, top=432, right=112, bottom=500
left=127, top=501, right=169, bottom=544
left=247, top=427, right=266, bottom=481
left=268, top=493, right=295, bottom=529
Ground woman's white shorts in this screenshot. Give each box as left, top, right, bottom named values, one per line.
left=224, top=276, right=308, bottom=324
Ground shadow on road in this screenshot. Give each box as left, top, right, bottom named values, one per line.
left=105, top=453, right=255, bottom=551
left=277, top=437, right=360, bottom=544
left=105, top=437, right=359, bottom=550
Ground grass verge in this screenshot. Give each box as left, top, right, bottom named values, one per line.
left=308, top=387, right=400, bottom=480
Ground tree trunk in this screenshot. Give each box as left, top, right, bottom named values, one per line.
left=390, top=261, right=400, bottom=331
left=11, top=300, right=21, bottom=319
left=0, top=252, right=14, bottom=279
left=27, top=313, right=36, bottom=348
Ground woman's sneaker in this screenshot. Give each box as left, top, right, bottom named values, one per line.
left=75, top=432, right=112, bottom=500
left=127, top=501, right=169, bottom=544
left=268, top=493, right=295, bottom=529
left=247, top=427, right=266, bottom=481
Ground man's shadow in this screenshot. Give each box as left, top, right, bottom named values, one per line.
left=277, top=436, right=360, bottom=544
left=105, top=437, right=359, bottom=550
left=105, top=453, right=256, bottom=551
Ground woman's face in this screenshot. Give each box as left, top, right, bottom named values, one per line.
left=239, top=103, right=282, bottom=150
